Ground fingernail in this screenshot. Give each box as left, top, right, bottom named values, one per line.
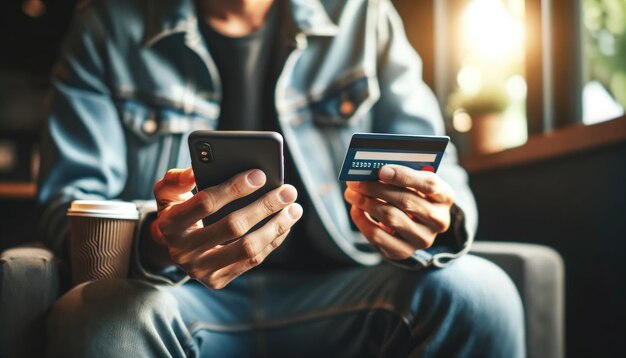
left=379, top=166, right=394, bottom=180
left=287, top=203, right=303, bottom=219
left=279, top=186, right=297, bottom=203
left=246, top=170, right=266, bottom=186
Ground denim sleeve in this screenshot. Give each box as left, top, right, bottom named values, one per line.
left=36, top=7, right=127, bottom=259
left=372, top=0, right=477, bottom=268
left=35, top=8, right=186, bottom=285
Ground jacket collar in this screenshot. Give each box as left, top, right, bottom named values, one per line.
left=142, top=0, right=339, bottom=47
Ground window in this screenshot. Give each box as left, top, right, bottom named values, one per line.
left=582, top=0, right=626, bottom=124
left=414, top=0, right=626, bottom=158
left=445, top=0, right=528, bottom=155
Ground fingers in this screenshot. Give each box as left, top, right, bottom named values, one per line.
left=350, top=206, right=415, bottom=260
left=346, top=181, right=450, bottom=233
left=188, top=203, right=302, bottom=289
left=225, top=230, right=290, bottom=277
left=196, top=231, right=291, bottom=290
left=377, top=165, right=454, bottom=204
left=345, top=189, right=436, bottom=250
left=179, top=184, right=298, bottom=252
left=216, top=184, right=298, bottom=241
left=213, top=203, right=302, bottom=269
left=159, top=169, right=267, bottom=237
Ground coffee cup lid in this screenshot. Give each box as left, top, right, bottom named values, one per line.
left=67, top=200, right=139, bottom=220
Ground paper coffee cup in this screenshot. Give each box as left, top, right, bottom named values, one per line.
left=68, top=200, right=139, bottom=285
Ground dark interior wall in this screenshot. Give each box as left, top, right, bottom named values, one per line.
left=0, top=1, right=75, bottom=251
left=470, top=141, right=626, bottom=357
left=0, top=1, right=78, bottom=184
left=0, top=198, right=37, bottom=251
left=0, top=0, right=76, bottom=74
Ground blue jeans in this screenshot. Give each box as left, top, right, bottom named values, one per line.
left=46, top=256, right=524, bottom=357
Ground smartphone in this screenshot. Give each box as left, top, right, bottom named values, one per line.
left=188, top=130, right=284, bottom=228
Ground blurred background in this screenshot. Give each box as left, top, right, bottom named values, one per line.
left=0, top=0, right=624, bottom=356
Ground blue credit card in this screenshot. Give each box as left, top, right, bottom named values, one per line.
left=338, top=133, right=449, bottom=181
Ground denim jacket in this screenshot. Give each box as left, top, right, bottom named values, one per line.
left=38, top=0, right=478, bottom=284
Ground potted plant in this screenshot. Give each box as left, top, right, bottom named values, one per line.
left=447, top=85, right=510, bottom=154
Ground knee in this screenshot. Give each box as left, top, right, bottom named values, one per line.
left=49, top=278, right=178, bottom=329
left=46, top=279, right=179, bottom=356
left=411, top=255, right=525, bottom=356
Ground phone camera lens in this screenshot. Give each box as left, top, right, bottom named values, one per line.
left=196, top=142, right=213, bottom=163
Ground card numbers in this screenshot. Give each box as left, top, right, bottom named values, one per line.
left=351, top=161, right=388, bottom=169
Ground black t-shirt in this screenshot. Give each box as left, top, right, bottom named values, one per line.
left=202, top=6, right=277, bottom=131
left=200, top=4, right=341, bottom=270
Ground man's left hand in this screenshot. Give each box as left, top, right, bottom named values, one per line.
left=344, top=164, right=454, bottom=260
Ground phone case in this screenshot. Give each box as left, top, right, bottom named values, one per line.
left=188, top=131, right=284, bottom=228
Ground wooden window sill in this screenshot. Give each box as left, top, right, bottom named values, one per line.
left=0, top=182, right=37, bottom=199
left=461, top=115, right=626, bottom=174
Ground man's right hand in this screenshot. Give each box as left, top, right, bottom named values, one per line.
left=150, top=167, right=302, bottom=289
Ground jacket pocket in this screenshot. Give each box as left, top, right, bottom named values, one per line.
left=118, top=99, right=216, bottom=143
left=116, top=98, right=218, bottom=199
left=308, top=71, right=380, bottom=127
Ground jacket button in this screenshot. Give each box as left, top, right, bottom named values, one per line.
left=340, top=100, right=355, bottom=117
left=142, top=117, right=158, bottom=134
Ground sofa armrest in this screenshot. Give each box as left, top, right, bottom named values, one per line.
left=0, top=242, right=61, bottom=358
left=471, top=241, right=565, bottom=358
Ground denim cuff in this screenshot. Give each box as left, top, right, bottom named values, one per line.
left=129, top=200, right=190, bottom=286
left=388, top=203, right=474, bottom=270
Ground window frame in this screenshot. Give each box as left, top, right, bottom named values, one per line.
left=526, top=0, right=583, bottom=134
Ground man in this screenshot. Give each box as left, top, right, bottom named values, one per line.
left=38, top=0, right=524, bottom=356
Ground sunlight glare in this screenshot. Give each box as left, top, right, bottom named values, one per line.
left=457, top=66, right=483, bottom=95
left=453, top=111, right=473, bottom=132
left=505, top=74, right=527, bottom=102
left=462, top=0, right=525, bottom=61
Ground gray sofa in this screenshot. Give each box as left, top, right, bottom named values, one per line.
left=0, top=241, right=564, bottom=357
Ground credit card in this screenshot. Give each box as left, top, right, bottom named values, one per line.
left=338, top=133, right=449, bottom=181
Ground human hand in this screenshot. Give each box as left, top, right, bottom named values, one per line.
left=151, top=167, right=302, bottom=289
left=344, top=165, right=454, bottom=260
